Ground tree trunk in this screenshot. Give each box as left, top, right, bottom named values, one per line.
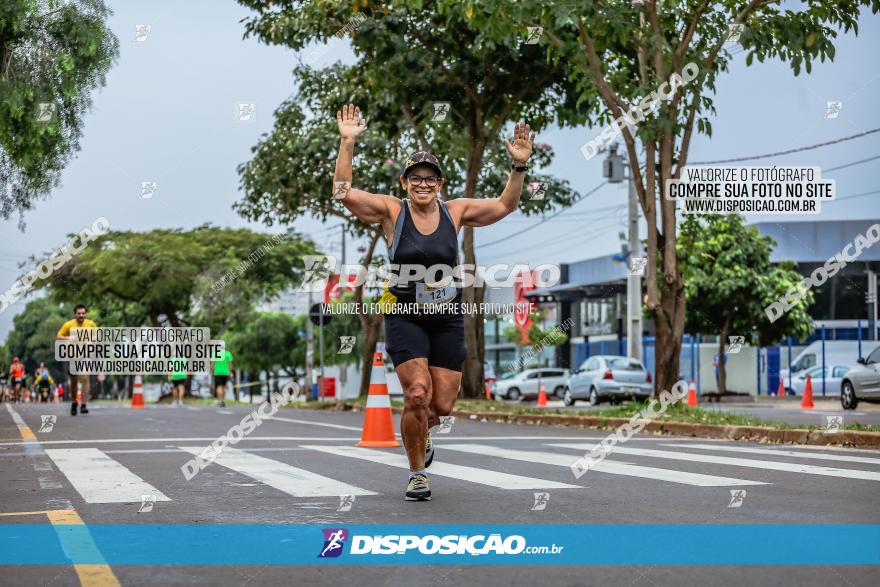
left=460, top=137, right=487, bottom=398
left=717, top=318, right=730, bottom=396
left=651, top=270, right=686, bottom=398
left=357, top=319, right=381, bottom=397
left=461, top=282, right=486, bottom=398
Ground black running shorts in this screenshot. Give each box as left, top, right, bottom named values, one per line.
left=385, top=310, right=467, bottom=372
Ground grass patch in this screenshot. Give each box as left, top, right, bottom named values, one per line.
left=451, top=399, right=880, bottom=433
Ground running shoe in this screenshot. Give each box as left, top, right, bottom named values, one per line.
left=218, top=400, right=226, bottom=408
left=425, top=433, right=434, bottom=468
left=79, top=404, right=89, bottom=414
left=70, top=402, right=78, bottom=416
left=405, top=474, right=431, bottom=501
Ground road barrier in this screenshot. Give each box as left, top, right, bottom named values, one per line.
left=357, top=348, right=399, bottom=447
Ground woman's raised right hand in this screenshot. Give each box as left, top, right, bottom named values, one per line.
left=336, top=104, right=367, bottom=142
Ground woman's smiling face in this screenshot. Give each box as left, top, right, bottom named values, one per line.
left=400, top=164, right=443, bottom=205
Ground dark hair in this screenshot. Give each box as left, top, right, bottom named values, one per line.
left=74, top=304, right=88, bottom=312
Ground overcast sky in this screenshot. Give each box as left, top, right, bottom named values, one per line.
left=1, top=1, right=879, bottom=340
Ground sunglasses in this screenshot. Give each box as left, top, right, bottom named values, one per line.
left=407, top=175, right=441, bottom=187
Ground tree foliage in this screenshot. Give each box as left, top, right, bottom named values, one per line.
left=435, top=0, right=875, bottom=395
left=679, top=214, right=814, bottom=392
left=37, top=226, right=318, bottom=334
left=0, top=0, right=119, bottom=219
left=2, top=297, right=68, bottom=378
left=226, top=311, right=302, bottom=376
left=237, top=0, right=582, bottom=396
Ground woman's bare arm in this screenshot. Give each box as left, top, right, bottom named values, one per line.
left=450, top=122, right=535, bottom=228
left=333, top=104, right=398, bottom=225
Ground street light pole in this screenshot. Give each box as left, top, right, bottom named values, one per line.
left=604, top=143, right=642, bottom=361
left=627, top=171, right=643, bottom=361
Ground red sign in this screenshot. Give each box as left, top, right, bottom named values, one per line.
left=324, top=274, right=358, bottom=303
left=513, top=270, right=537, bottom=344
left=319, top=376, right=336, bottom=398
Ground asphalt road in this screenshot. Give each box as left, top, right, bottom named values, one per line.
left=1, top=400, right=879, bottom=586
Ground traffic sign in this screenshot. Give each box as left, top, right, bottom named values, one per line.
left=309, top=303, right=332, bottom=326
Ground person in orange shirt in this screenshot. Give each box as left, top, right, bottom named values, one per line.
left=56, top=304, right=98, bottom=416
left=9, top=357, right=25, bottom=403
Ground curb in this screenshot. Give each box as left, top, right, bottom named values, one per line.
left=440, top=410, right=880, bottom=448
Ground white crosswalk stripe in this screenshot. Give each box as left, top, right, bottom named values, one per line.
left=547, top=443, right=880, bottom=482
left=177, top=446, right=376, bottom=497
left=440, top=444, right=764, bottom=487
left=45, top=448, right=171, bottom=504
left=667, top=443, right=880, bottom=466
left=302, top=445, right=580, bottom=489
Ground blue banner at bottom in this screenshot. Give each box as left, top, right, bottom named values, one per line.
left=1, top=524, right=878, bottom=565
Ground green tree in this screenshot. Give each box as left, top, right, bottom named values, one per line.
left=37, top=226, right=317, bottom=334
left=0, top=0, right=119, bottom=218
left=227, top=312, right=302, bottom=396
left=237, top=1, right=581, bottom=398
left=3, top=298, right=68, bottom=378
left=679, top=215, right=813, bottom=394
left=455, top=0, right=875, bottom=395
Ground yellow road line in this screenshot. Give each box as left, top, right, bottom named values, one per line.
left=4, top=403, right=36, bottom=440
left=1, top=405, right=121, bottom=587
left=45, top=510, right=121, bottom=587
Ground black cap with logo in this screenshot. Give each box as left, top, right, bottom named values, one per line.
left=402, top=151, right=444, bottom=178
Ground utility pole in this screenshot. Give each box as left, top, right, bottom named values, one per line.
left=306, top=290, right=314, bottom=398
left=339, top=225, right=348, bottom=392
left=604, top=143, right=642, bottom=360
left=627, top=171, right=643, bottom=361
left=868, top=268, right=877, bottom=340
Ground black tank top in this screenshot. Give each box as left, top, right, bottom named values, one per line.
left=388, top=198, right=459, bottom=298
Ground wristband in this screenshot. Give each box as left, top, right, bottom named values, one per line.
left=511, top=162, right=528, bottom=173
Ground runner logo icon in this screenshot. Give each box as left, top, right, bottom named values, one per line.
left=319, top=528, right=349, bottom=558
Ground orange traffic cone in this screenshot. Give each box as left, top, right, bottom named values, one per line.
left=357, top=349, right=400, bottom=447
left=131, top=375, right=145, bottom=408
left=76, top=386, right=82, bottom=405
left=776, top=378, right=786, bottom=398
left=801, top=374, right=815, bottom=410
left=485, top=382, right=491, bottom=400
left=536, top=384, right=548, bottom=407
left=686, top=379, right=698, bottom=407
left=54, top=386, right=61, bottom=403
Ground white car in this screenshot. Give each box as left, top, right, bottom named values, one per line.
left=564, top=355, right=653, bottom=406
left=494, top=368, right=570, bottom=401
left=790, top=365, right=850, bottom=396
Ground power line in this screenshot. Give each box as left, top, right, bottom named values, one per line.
left=824, top=154, right=880, bottom=173
left=476, top=180, right=609, bottom=249
left=689, top=128, right=880, bottom=165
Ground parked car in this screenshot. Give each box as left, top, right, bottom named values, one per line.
left=790, top=365, right=850, bottom=396
left=564, top=355, right=652, bottom=406
left=840, top=345, right=880, bottom=410
left=780, top=341, right=879, bottom=391
left=494, top=368, right=570, bottom=401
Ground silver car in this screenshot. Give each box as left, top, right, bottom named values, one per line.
left=564, top=355, right=653, bottom=406
left=840, top=346, right=880, bottom=410
left=791, top=365, right=850, bottom=396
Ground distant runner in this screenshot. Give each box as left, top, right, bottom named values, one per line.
left=56, top=304, right=98, bottom=416
left=211, top=347, right=233, bottom=408
left=169, top=359, right=187, bottom=407
left=34, top=367, right=55, bottom=403
left=333, top=104, right=535, bottom=500
left=9, top=357, right=25, bottom=403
